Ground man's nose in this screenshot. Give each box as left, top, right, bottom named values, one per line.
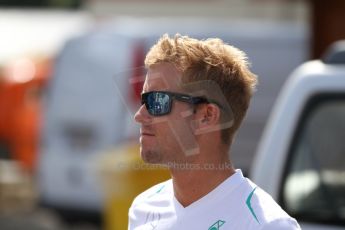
left=134, top=104, right=152, bottom=124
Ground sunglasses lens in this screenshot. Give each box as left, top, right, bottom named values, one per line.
left=145, top=92, right=171, bottom=115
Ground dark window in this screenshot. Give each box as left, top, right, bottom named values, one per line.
left=0, top=0, right=81, bottom=8
left=281, top=94, right=345, bottom=226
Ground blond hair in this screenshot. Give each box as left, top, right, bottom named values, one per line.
left=145, top=34, right=257, bottom=144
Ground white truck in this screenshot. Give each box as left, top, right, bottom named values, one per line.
left=251, top=41, right=345, bottom=229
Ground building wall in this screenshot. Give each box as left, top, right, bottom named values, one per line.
left=85, top=0, right=309, bottom=24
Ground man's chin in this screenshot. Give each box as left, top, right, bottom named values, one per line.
left=140, top=149, right=163, bottom=164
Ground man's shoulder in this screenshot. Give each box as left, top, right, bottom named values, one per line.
left=259, top=217, right=301, bottom=230
left=130, top=179, right=172, bottom=209
left=241, top=179, right=300, bottom=229
left=128, top=179, right=172, bottom=229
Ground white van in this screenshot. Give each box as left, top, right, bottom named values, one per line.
left=251, top=41, right=345, bottom=229
left=38, top=30, right=139, bottom=221
left=38, top=18, right=308, bottom=219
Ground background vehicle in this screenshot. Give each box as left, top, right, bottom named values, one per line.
left=0, top=58, right=51, bottom=172
left=251, top=41, right=345, bottom=229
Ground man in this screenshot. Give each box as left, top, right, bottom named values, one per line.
left=128, top=34, right=300, bottom=229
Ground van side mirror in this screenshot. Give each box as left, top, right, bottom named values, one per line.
left=322, top=40, right=345, bottom=64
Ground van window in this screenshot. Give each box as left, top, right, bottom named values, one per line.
left=281, top=95, right=345, bottom=226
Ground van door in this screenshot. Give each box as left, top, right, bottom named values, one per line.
left=279, top=94, right=345, bottom=229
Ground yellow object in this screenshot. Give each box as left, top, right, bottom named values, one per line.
left=98, top=143, right=170, bottom=230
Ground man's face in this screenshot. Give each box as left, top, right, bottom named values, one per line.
left=134, top=63, right=199, bottom=165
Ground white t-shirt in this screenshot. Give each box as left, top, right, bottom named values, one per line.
left=128, top=170, right=300, bottom=230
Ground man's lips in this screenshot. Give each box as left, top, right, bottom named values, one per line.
left=140, top=131, right=155, bottom=136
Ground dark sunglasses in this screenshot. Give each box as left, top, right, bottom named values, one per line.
left=141, top=91, right=210, bottom=116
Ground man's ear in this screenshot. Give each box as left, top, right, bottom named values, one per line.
left=193, top=104, right=221, bottom=135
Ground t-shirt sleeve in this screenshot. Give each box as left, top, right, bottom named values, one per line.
left=260, top=217, right=301, bottom=230
left=127, top=180, right=170, bottom=230
left=128, top=205, right=135, bottom=230
left=128, top=194, right=142, bottom=230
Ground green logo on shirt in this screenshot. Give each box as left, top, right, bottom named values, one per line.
left=246, top=187, right=260, bottom=224
left=208, top=220, right=225, bottom=230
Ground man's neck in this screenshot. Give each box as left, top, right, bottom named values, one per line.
left=170, top=159, right=235, bottom=207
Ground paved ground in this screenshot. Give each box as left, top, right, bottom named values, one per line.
left=0, top=209, right=101, bottom=230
